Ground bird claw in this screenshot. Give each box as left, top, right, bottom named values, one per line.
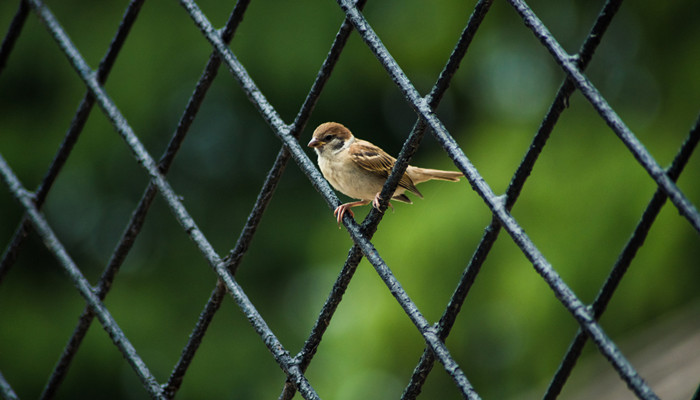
left=332, top=196, right=393, bottom=228
left=333, top=200, right=372, bottom=227
left=333, top=205, right=354, bottom=228
left=372, top=194, right=392, bottom=212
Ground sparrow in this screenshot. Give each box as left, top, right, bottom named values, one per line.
left=308, top=122, right=463, bottom=225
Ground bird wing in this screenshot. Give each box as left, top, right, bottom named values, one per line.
left=349, top=140, right=422, bottom=197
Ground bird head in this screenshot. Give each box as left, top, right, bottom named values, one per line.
left=308, top=122, right=354, bottom=153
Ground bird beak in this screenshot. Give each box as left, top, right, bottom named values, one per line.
left=307, top=138, right=323, bottom=148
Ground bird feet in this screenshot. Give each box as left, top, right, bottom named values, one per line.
left=333, top=200, right=370, bottom=227
left=372, top=193, right=393, bottom=212
left=333, top=195, right=393, bottom=227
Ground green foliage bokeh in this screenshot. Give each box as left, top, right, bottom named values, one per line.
left=1, top=0, right=698, bottom=399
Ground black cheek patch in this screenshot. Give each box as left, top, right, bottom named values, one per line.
left=331, top=140, right=345, bottom=151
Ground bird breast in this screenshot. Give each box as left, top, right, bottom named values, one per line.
left=318, top=154, right=403, bottom=201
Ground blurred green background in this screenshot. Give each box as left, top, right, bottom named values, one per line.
left=1, top=0, right=699, bottom=399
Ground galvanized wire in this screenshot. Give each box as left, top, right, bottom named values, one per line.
left=403, top=0, right=623, bottom=397
left=181, top=0, right=478, bottom=396
left=544, top=115, right=700, bottom=399
left=0, top=154, right=164, bottom=397
left=0, top=370, right=19, bottom=400
left=176, top=0, right=371, bottom=397
left=507, top=0, right=700, bottom=235
left=0, top=0, right=29, bottom=75
left=281, top=0, right=493, bottom=398
left=337, top=0, right=661, bottom=397
left=19, top=0, right=319, bottom=398
left=0, top=0, right=697, bottom=399
left=41, top=1, right=247, bottom=398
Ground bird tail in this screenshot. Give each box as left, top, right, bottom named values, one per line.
left=410, top=167, right=463, bottom=183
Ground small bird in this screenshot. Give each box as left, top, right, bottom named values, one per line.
left=308, top=122, right=463, bottom=225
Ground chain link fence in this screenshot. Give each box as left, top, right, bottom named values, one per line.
left=1, top=0, right=699, bottom=399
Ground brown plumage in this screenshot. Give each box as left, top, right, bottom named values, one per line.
left=308, top=122, right=462, bottom=225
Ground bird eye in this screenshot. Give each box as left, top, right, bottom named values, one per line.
left=323, top=134, right=333, bottom=142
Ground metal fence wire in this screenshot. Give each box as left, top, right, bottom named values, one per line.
left=1, top=0, right=699, bottom=399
